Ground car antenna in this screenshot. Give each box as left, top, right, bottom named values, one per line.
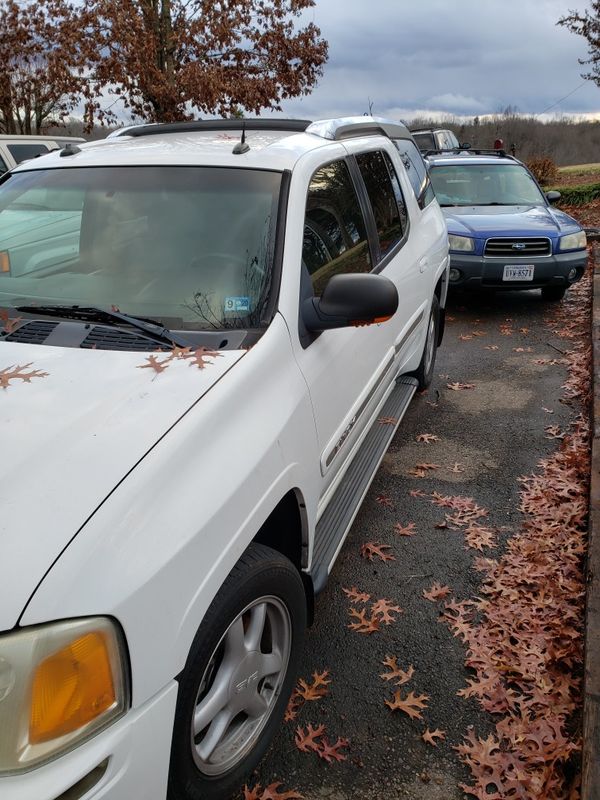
left=232, top=121, right=250, bottom=155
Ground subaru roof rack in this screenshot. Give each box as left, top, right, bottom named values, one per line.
left=425, top=147, right=517, bottom=160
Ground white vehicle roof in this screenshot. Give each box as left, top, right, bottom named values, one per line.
left=10, top=117, right=414, bottom=174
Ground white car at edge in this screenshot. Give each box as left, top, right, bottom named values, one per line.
left=0, top=117, right=449, bottom=800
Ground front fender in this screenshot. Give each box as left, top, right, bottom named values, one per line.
left=22, top=314, right=321, bottom=708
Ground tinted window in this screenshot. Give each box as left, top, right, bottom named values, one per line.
left=393, top=139, right=434, bottom=208
left=303, top=160, right=370, bottom=296
left=0, top=155, right=7, bottom=175
left=6, top=144, right=50, bottom=164
left=356, top=150, right=405, bottom=258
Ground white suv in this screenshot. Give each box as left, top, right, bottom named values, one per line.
left=0, top=117, right=449, bottom=800
left=0, top=134, right=86, bottom=175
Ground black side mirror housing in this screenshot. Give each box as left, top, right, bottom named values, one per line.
left=546, top=190, right=561, bottom=204
left=460, top=142, right=471, bottom=149
left=302, top=273, right=399, bottom=333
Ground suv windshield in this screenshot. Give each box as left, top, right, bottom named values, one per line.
left=429, top=163, right=546, bottom=207
left=0, top=166, right=282, bottom=330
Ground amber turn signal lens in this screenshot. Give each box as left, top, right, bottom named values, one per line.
left=0, top=251, right=10, bottom=273
left=29, top=632, right=116, bottom=744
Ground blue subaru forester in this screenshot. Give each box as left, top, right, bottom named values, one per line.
left=427, top=150, right=587, bottom=300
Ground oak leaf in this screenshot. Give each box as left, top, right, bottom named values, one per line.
left=375, top=493, right=393, bottom=507
left=296, top=671, right=331, bottom=702
left=0, top=310, right=22, bottom=334
left=243, top=782, right=303, bottom=800
left=294, top=723, right=325, bottom=753
left=342, top=586, right=370, bottom=604
left=394, top=522, right=416, bottom=536
left=447, top=382, right=476, bottom=390
left=485, top=345, right=499, bottom=351
left=371, top=598, right=402, bottom=623
left=378, top=416, right=398, bottom=425
left=0, top=363, right=49, bottom=389
left=384, top=690, right=429, bottom=719
left=416, top=433, right=439, bottom=443
left=137, top=354, right=170, bottom=375
left=348, top=607, right=380, bottom=634
left=317, top=736, right=349, bottom=763
left=423, top=582, right=452, bottom=601
left=380, top=657, right=414, bottom=685
left=359, top=541, right=395, bottom=562
left=422, top=728, right=446, bottom=746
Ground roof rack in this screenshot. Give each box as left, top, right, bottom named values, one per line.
left=112, top=118, right=312, bottom=138
left=425, top=147, right=517, bottom=160
left=109, top=115, right=413, bottom=143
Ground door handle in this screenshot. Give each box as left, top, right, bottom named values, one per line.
left=418, top=257, right=428, bottom=273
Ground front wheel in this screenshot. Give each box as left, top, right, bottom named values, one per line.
left=541, top=285, right=567, bottom=302
left=168, top=544, right=307, bottom=800
left=410, top=296, right=439, bottom=390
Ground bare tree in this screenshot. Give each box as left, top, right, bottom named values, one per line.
left=558, top=3, right=600, bottom=89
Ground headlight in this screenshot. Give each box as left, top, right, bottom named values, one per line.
left=559, top=230, right=587, bottom=251
left=0, top=618, right=128, bottom=774
left=448, top=234, right=475, bottom=252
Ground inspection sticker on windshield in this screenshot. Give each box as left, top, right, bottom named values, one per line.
left=224, top=296, right=250, bottom=313
left=503, top=265, right=534, bottom=281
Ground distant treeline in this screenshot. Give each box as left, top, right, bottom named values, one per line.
left=46, top=113, right=600, bottom=167
left=408, top=113, right=600, bottom=166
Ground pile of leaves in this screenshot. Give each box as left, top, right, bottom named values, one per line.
left=447, top=262, right=592, bottom=798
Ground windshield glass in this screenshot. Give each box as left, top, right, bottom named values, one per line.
left=0, top=166, right=282, bottom=330
left=429, top=163, right=546, bottom=207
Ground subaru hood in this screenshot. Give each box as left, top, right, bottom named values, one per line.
left=0, top=342, right=244, bottom=629
left=442, top=204, right=581, bottom=240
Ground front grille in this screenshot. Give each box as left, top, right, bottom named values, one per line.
left=484, top=237, right=551, bottom=257
left=81, top=326, right=166, bottom=352
left=3, top=320, right=58, bottom=344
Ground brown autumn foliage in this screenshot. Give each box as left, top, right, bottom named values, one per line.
left=85, top=0, right=328, bottom=122
left=0, top=0, right=102, bottom=134
left=1, top=0, right=327, bottom=132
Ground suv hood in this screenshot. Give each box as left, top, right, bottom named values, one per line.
left=0, top=342, right=244, bottom=629
left=443, top=204, right=579, bottom=240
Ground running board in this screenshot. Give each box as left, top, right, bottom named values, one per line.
left=309, top=375, right=418, bottom=595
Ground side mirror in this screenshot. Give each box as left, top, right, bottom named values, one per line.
left=302, top=273, right=398, bottom=333
left=546, top=190, right=561, bottom=204
left=460, top=142, right=471, bottom=149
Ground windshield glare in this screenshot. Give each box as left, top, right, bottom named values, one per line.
left=429, top=163, right=546, bottom=207
left=0, top=166, right=282, bottom=330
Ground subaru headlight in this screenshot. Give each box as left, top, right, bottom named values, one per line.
left=0, top=618, right=129, bottom=774
left=448, top=234, right=475, bottom=252
left=559, top=231, right=587, bottom=251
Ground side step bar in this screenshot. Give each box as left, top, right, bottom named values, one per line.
left=309, top=375, right=418, bottom=595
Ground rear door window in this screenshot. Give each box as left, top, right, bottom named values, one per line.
left=394, top=139, right=435, bottom=209
left=355, top=150, right=407, bottom=259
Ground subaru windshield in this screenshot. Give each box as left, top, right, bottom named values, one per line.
left=0, top=166, right=282, bottom=331
left=429, top=163, right=546, bottom=207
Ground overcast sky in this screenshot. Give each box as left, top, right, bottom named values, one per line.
left=268, top=0, right=599, bottom=122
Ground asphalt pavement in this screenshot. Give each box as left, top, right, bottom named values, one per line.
left=246, top=287, right=582, bottom=800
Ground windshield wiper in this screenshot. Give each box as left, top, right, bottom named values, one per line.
left=15, top=304, right=194, bottom=349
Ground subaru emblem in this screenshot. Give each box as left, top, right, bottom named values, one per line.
left=512, top=243, right=527, bottom=250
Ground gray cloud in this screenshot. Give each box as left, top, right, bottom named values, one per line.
left=273, top=0, right=599, bottom=121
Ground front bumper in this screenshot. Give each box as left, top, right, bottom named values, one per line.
left=0, top=681, right=177, bottom=800
left=448, top=249, right=587, bottom=290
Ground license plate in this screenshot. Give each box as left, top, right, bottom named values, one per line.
left=503, top=265, right=534, bottom=281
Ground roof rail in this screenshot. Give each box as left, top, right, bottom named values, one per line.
left=111, top=118, right=312, bottom=138
left=425, top=147, right=517, bottom=160
left=306, top=116, right=412, bottom=142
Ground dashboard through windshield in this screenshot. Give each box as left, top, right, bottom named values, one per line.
left=0, top=166, right=282, bottom=331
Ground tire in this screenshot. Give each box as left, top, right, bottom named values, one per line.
left=541, top=285, right=567, bottom=302
left=411, top=296, right=439, bottom=390
left=167, top=544, right=307, bottom=800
